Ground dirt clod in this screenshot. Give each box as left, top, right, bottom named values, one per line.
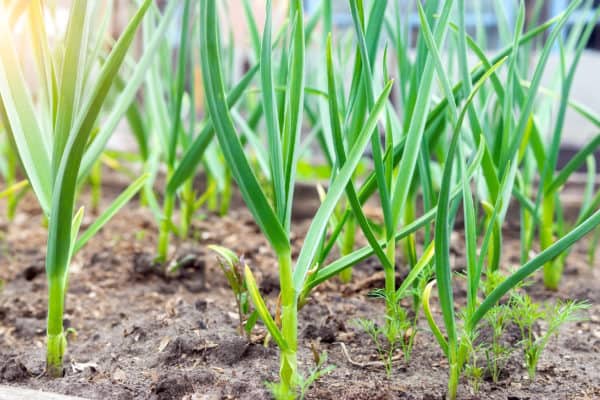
left=151, top=374, right=193, bottom=400
left=0, top=357, right=29, bottom=382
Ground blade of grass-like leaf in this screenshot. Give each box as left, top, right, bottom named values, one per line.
left=325, top=34, right=393, bottom=271
left=546, top=134, right=600, bottom=195
left=73, top=174, right=148, bottom=254
left=293, top=80, right=393, bottom=291
left=416, top=1, right=458, bottom=121
left=47, top=0, right=152, bottom=282
left=79, top=0, right=179, bottom=181
left=470, top=206, right=600, bottom=328
left=0, top=16, right=52, bottom=212
left=500, top=0, right=582, bottom=171
left=167, top=65, right=259, bottom=194
left=0, top=180, right=28, bottom=199
left=581, top=156, right=597, bottom=220
left=244, top=265, right=288, bottom=350
left=321, top=10, right=561, bottom=261
left=462, top=148, right=478, bottom=316
left=241, top=0, right=261, bottom=61
left=396, top=242, right=435, bottom=298
left=434, top=56, right=506, bottom=356
left=262, top=0, right=286, bottom=223
left=28, top=0, right=58, bottom=123
left=391, top=0, right=454, bottom=229
left=349, top=0, right=393, bottom=237
left=144, top=28, right=171, bottom=155
left=201, top=0, right=289, bottom=256
left=528, top=82, right=600, bottom=128
left=426, top=9, right=574, bottom=147
left=423, top=281, right=449, bottom=356
left=537, top=6, right=600, bottom=197
left=232, top=110, right=270, bottom=178
left=304, top=139, right=485, bottom=295
left=70, top=207, right=85, bottom=249
left=497, top=2, right=525, bottom=167
left=282, top=2, right=305, bottom=231
left=167, top=0, right=192, bottom=167
left=53, top=0, right=89, bottom=180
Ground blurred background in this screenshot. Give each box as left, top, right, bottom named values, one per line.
left=14, top=0, right=600, bottom=149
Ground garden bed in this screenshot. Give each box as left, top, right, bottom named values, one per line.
left=1, top=177, right=599, bottom=400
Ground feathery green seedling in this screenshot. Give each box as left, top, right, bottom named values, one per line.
left=200, top=0, right=393, bottom=395
left=482, top=305, right=512, bottom=383
left=463, top=333, right=484, bottom=393
left=509, top=294, right=589, bottom=380
left=0, top=0, right=176, bottom=376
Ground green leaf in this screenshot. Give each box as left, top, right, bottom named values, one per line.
left=46, top=0, right=152, bottom=282
left=470, top=206, right=600, bottom=329
left=73, top=174, right=148, bottom=255
left=293, top=79, right=395, bottom=291
left=261, top=0, right=286, bottom=223
left=0, top=13, right=52, bottom=212
left=167, top=65, right=259, bottom=194
left=200, top=0, right=289, bottom=256
left=79, top=0, right=179, bottom=181
left=244, top=265, right=288, bottom=350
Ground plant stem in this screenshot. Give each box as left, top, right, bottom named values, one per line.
left=447, top=338, right=469, bottom=400
left=90, top=160, right=102, bottom=213
left=6, top=148, right=17, bottom=221
left=219, top=167, right=232, bottom=216
left=278, top=251, right=298, bottom=395
left=46, top=278, right=66, bottom=378
left=541, top=194, right=560, bottom=289
left=207, top=174, right=218, bottom=212
left=180, top=178, right=195, bottom=238
left=384, top=238, right=396, bottom=325
left=157, top=172, right=175, bottom=263
left=521, top=204, right=533, bottom=263
left=447, top=361, right=460, bottom=400
left=339, top=216, right=356, bottom=283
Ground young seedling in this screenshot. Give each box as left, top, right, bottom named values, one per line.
left=483, top=305, right=512, bottom=383
left=354, top=293, right=415, bottom=376
left=463, top=333, right=484, bottom=394
left=208, top=245, right=258, bottom=340
left=0, top=0, right=176, bottom=376
left=509, top=294, right=589, bottom=380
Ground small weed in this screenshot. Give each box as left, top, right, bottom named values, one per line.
left=509, top=294, right=589, bottom=379
left=209, top=245, right=258, bottom=339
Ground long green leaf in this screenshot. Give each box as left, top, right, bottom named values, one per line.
left=201, top=0, right=289, bottom=256
left=46, top=0, right=152, bottom=281
left=73, top=174, right=148, bottom=254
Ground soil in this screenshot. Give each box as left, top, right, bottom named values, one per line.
left=1, top=174, right=599, bottom=400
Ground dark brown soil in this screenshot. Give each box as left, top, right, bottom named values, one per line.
left=0, top=176, right=599, bottom=400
